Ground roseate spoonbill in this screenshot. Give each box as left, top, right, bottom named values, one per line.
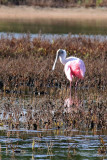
left=52, top=49, right=86, bottom=94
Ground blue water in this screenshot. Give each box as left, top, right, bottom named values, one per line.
left=0, top=32, right=107, bottom=42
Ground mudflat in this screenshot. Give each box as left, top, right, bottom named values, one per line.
left=0, top=5, right=107, bottom=21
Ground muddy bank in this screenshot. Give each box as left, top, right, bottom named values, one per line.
left=0, top=6, right=107, bottom=21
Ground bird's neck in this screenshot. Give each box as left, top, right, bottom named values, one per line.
left=59, top=56, right=67, bottom=65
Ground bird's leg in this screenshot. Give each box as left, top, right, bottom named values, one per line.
left=75, top=79, right=79, bottom=96
left=70, top=81, right=72, bottom=100
left=75, top=79, right=79, bottom=90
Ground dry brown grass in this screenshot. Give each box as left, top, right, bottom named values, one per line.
left=0, top=34, right=106, bottom=92
left=0, top=6, right=107, bottom=21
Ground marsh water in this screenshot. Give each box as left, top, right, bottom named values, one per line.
left=0, top=19, right=107, bottom=35
left=0, top=18, right=107, bottom=159
left=0, top=87, right=106, bottom=160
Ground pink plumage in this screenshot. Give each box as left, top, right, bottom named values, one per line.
left=64, top=59, right=85, bottom=82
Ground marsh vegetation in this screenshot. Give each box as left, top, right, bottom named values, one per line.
left=0, top=34, right=106, bottom=92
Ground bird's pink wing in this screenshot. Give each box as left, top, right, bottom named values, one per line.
left=71, top=61, right=82, bottom=78
left=64, top=60, right=86, bottom=81
left=71, top=60, right=86, bottom=79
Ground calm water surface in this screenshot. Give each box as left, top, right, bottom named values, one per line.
left=0, top=19, right=107, bottom=35
left=0, top=129, right=107, bottom=160
left=0, top=19, right=107, bottom=42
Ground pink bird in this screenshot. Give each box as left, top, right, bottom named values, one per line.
left=52, top=49, right=86, bottom=95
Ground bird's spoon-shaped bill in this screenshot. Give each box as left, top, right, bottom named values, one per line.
left=52, top=53, right=59, bottom=70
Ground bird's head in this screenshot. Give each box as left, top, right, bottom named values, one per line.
left=57, top=49, right=66, bottom=58
left=52, top=49, right=66, bottom=70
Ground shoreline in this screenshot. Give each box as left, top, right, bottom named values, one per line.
left=0, top=6, right=107, bottom=21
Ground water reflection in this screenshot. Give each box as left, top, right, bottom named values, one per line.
left=0, top=19, right=107, bottom=35
left=0, top=88, right=106, bottom=131
left=64, top=96, right=80, bottom=113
